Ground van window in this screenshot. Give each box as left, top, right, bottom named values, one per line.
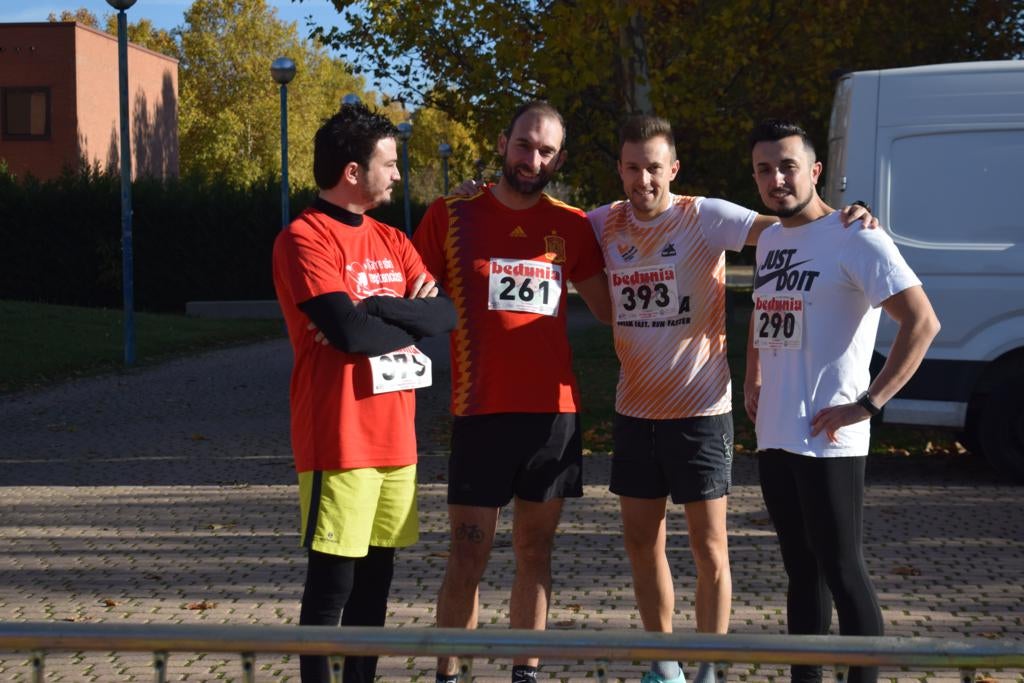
left=890, top=131, right=1021, bottom=244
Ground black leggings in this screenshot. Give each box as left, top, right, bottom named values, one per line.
left=298, top=546, right=396, bottom=683
left=758, top=450, right=883, bottom=683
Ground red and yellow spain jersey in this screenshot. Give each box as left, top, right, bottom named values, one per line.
left=413, top=187, right=605, bottom=416
left=590, top=195, right=755, bottom=419
left=273, top=207, right=431, bottom=472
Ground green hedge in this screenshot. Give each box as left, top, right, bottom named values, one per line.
left=0, top=168, right=427, bottom=312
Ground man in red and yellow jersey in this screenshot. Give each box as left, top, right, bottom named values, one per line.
left=413, top=101, right=611, bottom=683
left=590, top=115, right=873, bottom=683
left=273, top=102, right=456, bottom=683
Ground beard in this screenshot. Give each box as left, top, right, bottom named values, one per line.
left=773, top=190, right=813, bottom=218
left=502, top=158, right=554, bottom=196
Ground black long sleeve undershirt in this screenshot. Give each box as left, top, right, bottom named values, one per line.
left=361, top=293, right=457, bottom=338
left=298, top=292, right=417, bottom=356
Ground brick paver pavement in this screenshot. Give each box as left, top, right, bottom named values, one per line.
left=1, top=316, right=1021, bottom=681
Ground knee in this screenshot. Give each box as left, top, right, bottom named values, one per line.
left=444, top=542, right=491, bottom=585
left=689, top=533, right=730, bottom=577
left=513, top=533, right=554, bottom=567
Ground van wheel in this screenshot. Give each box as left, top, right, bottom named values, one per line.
left=979, top=376, right=1024, bottom=483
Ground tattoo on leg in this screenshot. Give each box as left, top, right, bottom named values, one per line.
left=455, top=523, right=484, bottom=543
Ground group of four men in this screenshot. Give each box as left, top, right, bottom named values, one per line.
left=272, top=100, right=938, bottom=683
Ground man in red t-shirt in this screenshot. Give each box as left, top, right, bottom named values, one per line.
left=413, top=101, right=611, bottom=683
left=273, top=103, right=455, bottom=683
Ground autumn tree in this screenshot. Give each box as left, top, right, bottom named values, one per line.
left=310, top=0, right=1024, bottom=207
left=178, top=0, right=366, bottom=187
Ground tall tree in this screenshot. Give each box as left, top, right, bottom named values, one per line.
left=178, top=0, right=366, bottom=187
left=48, top=8, right=99, bottom=26
left=312, top=0, right=1024, bottom=206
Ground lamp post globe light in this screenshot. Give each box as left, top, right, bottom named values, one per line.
left=106, top=0, right=138, bottom=365
left=396, top=122, right=413, bottom=235
left=341, top=93, right=361, bottom=107
left=438, top=142, right=452, bottom=195
left=271, top=57, right=296, bottom=229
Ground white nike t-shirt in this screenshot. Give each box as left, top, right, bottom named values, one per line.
left=752, top=212, right=921, bottom=457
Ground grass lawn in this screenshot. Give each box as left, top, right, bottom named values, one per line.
left=572, top=289, right=965, bottom=458
left=0, top=300, right=285, bottom=394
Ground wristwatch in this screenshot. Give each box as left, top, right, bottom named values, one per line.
left=856, top=391, right=881, bottom=416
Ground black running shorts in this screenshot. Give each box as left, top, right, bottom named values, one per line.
left=447, top=412, right=583, bottom=507
left=610, top=412, right=733, bottom=504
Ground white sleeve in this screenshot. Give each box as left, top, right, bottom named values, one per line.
left=587, top=203, right=612, bottom=241
left=841, top=229, right=922, bottom=308
left=694, top=197, right=756, bottom=253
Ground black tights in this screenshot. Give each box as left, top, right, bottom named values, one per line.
left=758, top=450, right=883, bottom=683
left=298, top=546, right=396, bottom=683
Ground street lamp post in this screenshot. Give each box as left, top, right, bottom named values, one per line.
left=396, top=122, right=413, bottom=235
left=438, top=143, right=452, bottom=195
left=106, top=0, right=137, bottom=366
left=340, top=93, right=361, bottom=108
left=270, top=57, right=296, bottom=229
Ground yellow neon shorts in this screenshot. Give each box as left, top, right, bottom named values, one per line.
left=297, top=465, right=418, bottom=557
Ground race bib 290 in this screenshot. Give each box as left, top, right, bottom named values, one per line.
left=753, top=293, right=803, bottom=350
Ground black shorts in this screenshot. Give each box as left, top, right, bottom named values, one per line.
left=610, top=412, right=733, bottom=504
left=448, top=412, right=583, bottom=507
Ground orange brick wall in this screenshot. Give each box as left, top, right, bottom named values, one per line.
left=0, top=22, right=178, bottom=180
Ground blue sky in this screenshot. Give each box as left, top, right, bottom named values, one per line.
left=0, top=0, right=345, bottom=37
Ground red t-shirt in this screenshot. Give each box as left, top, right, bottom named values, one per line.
left=273, top=206, right=431, bottom=472
left=412, top=187, right=605, bottom=416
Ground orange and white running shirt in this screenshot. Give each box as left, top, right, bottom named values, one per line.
left=589, top=195, right=755, bottom=419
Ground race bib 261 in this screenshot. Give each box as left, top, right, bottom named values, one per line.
left=487, top=258, right=563, bottom=316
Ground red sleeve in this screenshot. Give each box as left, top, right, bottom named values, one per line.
left=273, top=219, right=345, bottom=305
left=412, top=198, right=450, bottom=287
left=568, top=212, right=606, bottom=284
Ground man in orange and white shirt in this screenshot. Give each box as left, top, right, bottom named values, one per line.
left=589, top=115, right=873, bottom=683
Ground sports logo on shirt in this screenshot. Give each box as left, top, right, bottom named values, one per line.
left=660, top=243, right=677, bottom=257
left=617, top=243, right=638, bottom=262
left=754, top=249, right=819, bottom=292
left=509, top=226, right=527, bottom=238
left=544, top=232, right=566, bottom=264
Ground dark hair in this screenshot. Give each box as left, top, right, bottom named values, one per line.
left=313, top=102, right=399, bottom=190
left=619, top=115, right=676, bottom=159
left=748, top=118, right=816, bottom=158
left=504, top=100, right=566, bottom=150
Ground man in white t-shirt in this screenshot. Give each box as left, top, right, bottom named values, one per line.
left=744, top=119, right=939, bottom=683
left=588, top=115, right=875, bottom=683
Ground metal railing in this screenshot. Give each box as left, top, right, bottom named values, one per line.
left=2, top=622, right=1021, bottom=682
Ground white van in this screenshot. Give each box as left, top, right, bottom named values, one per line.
left=824, top=60, right=1024, bottom=481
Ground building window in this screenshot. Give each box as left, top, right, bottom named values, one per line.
left=2, top=87, right=51, bottom=140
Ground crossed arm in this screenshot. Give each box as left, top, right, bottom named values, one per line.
left=299, top=273, right=457, bottom=356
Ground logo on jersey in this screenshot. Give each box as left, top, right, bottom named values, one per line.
left=617, top=243, right=638, bottom=262
left=509, top=226, right=527, bottom=238
left=754, top=249, right=819, bottom=292
left=345, top=259, right=404, bottom=300
left=660, top=243, right=677, bottom=257
left=544, top=232, right=566, bottom=264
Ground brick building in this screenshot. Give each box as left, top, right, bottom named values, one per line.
left=0, top=22, right=178, bottom=180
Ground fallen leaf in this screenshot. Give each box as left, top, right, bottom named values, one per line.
left=565, top=604, right=582, bottom=613
left=976, top=633, right=1001, bottom=640
left=207, top=523, right=237, bottom=530
left=892, top=565, right=921, bottom=576
left=185, top=600, right=217, bottom=611
left=102, top=599, right=119, bottom=607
